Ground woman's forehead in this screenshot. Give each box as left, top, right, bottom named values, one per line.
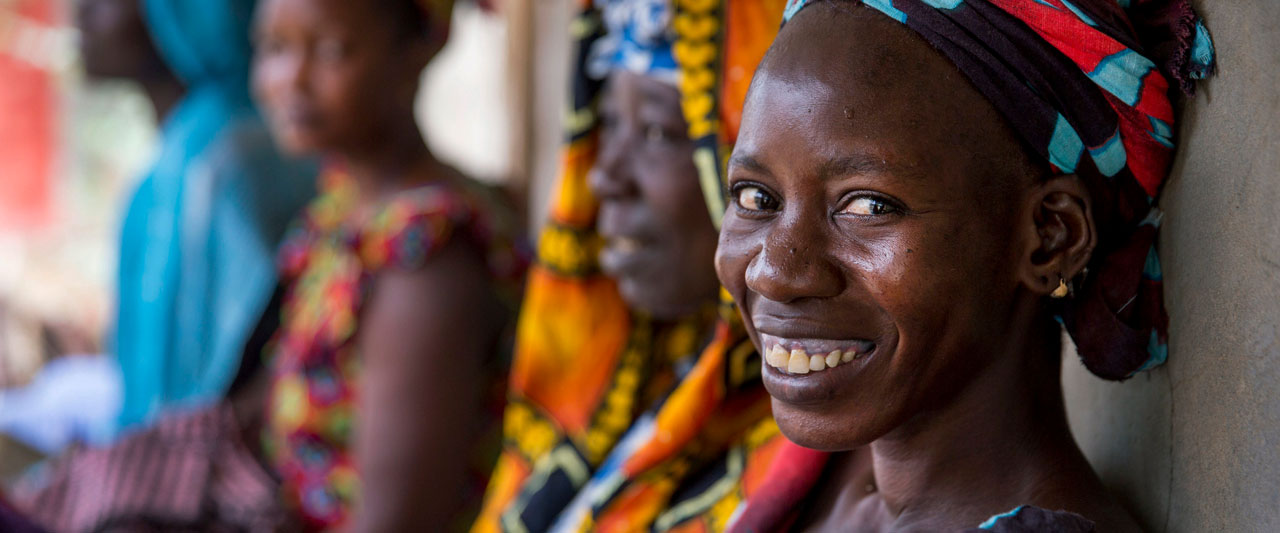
left=749, top=9, right=1023, bottom=159
left=601, top=71, right=682, bottom=110
left=764, top=4, right=959, bottom=96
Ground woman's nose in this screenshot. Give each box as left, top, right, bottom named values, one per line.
left=587, top=130, right=639, bottom=200
left=745, top=212, right=843, bottom=303
left=284, top=52, right=311, bottom=92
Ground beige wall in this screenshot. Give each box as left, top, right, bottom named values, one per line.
left=1062, top=1, right=1280, bottom=531
left=526, top=0, right=573, bottom=231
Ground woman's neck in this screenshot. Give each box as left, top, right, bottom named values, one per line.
left=140, top=71, right=185, bottom=122
left=340, top=118, right=441, bottom=203
left=862, top=314, right=1100, bottom=530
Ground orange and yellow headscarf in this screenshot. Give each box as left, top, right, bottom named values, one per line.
left=472, top=1, right=788, bottom=532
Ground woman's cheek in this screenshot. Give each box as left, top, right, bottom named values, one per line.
left=715, top=219, right=755, bottom=297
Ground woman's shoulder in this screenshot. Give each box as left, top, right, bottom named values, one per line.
left=359, top=178, right=527, bottom=277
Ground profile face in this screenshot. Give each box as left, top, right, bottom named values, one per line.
left=715, top=5, right=1041, bottom=451
left=589, top=71, right=722, bottom=320
left=252, top=0, right=424, bottom=154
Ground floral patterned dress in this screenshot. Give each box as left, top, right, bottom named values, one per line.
left=264, top=171, right=524, bottom=531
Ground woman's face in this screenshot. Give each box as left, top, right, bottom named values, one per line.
left=590, top=71, right=722, bottom=320
left=252, top=0, right=426, bottom=154
left=76, top=0, right=166, bottom=80
left=716, top=5, right=1043, bottom=451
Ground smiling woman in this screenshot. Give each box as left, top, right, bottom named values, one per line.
left=717, top=0, right=1215, bottom=531
left=591, top=70, right=722, bottom=319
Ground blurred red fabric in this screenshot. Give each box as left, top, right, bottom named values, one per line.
left=0, top=0, right=58, bottom=229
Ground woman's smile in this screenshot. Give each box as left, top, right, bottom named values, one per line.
left=597, top=202, right=662, bottom=275
left=758, top=333, right=876, bottom=374
left=758, top=330, right=880, bottom=407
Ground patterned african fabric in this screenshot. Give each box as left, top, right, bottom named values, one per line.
left=588, top=0, right=681, bottom=83
left=470, top=1, right=788, bottom=532
left=265, top=169, right=525, bottom=531
left=777, top=0, right=1214, bottom=381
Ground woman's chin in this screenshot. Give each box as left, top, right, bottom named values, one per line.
left=275, top=134, right=324, bottom=157
left=617, top=278, right=709, bottom=322
left=771, top=397, right=878, bottom=453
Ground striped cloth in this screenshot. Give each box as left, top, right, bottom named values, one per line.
left=11, top=405, right=288, bottom=532
left=0, top=495, right=43, bottom=533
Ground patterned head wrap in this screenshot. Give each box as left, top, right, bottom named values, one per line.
left=775, top=0, right=1214, bottom=380
left=587, top=0, right=681, bottom=84
left=472, top=1, right=788, bottom=532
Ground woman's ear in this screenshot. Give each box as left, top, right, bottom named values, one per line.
left=1018, top=174, right=1096, bottom=296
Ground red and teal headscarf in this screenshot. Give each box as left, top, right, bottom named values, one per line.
left=779, top=0, right=1215, bottom=380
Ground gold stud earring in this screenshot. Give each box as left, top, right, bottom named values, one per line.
left=1051, top=278, right=1070, bottom=299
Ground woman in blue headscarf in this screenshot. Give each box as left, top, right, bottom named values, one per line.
left=7, top=1, right=314, bottom=530
left=99, top=0, right=315, bottom=430
left=0, top=0, right=313, bottom=455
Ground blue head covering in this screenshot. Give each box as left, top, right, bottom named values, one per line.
left=587, top=0, right=679, bottom=84
left=115, top=0, right=315, bottom=431
left=139, top=0, right=257, bottom=89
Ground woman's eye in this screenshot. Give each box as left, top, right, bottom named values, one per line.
left=598, top=112, right=618, bottom=132
left=257, top=36, right=284, bottom=56
left=842, top=196, right=896, bottom=216
left=315, top=39, right=348, bottom=62
left=644, top=123, right=680, bottom=144
left=735, top=185, right=780, bottom=212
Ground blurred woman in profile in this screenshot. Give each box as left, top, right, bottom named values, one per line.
left=472, top=1, right=793, bottom=531
left=251, top=0, right=525, bottom=530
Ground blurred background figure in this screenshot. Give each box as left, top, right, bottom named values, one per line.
left=104, top=0, right=316, bottom=431
left=4, top=0, right=529, bottom=528
left=472, top=1, right=788, bottom=531
left=250, top=0, right=525, bottom=529
left=1, top=0, right=527, bottom=474
left=0, top=0, right=316, bottom=457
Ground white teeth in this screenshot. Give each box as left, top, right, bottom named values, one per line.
left=826, top=350, right=842, bottom=368
left=766, top=345, right=788, bottom=368
left=809, top=354, right=826, bottom=371
left=766, top=344, right=866, bottom=375
left=614, top=237, right=640, bottom=253
left=787, top=349, right=810, bottom=374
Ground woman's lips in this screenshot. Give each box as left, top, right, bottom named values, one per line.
left=599, top=235, right=652, bottom=275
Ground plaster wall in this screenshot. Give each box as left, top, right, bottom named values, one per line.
left=1062, top=1, right=1280, bottom=531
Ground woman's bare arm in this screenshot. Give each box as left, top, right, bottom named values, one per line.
left=349, top=239, right=500, bottom=532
